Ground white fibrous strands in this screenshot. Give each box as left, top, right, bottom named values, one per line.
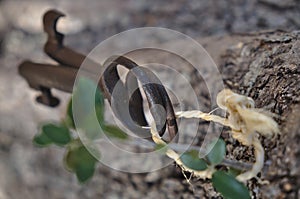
left=150, top=89, right=279, bottom=182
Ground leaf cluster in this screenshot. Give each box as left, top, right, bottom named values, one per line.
left=33, top=78, right=127, bottom=182
left=179, top=139, right=250, bottom=199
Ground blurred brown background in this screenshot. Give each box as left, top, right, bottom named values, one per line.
left=0, top=0, right=299, bottom=198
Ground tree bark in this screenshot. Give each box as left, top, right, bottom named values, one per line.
left=201, top=30, right=300, bottom=198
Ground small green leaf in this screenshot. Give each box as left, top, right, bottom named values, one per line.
left=65, top=98, right=75, bottom=129
left=180, top=150, right=208, bottom=171
left=75, top=163, right=95, bottom=183
left=42, top=123, right=71, bottom=146
left=68, top=78, right=104, bottom=140
left=71, top=78, right=106, bottom=140
left=212, top=171, right=251, bottom=199
left=206, top=139, right=226, bottom=165
left=81, top=113, right=103, bottom=140
left=33, top=132, right=52, bottom=147
left=73, top=146, right=97, bottom=183
left=64, top=141, right=82, bottom=172
left=73, top=78, right=105, bottom=125
left=102, top=125, right=128, bottom=140
left=94, top=88, right=105, bottom=125
left=64, top=142, right=98, bottom=183
left=64, top=142, right=97, bottom=171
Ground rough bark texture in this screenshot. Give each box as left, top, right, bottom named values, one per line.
left=204, top=30, right=300, bottom=198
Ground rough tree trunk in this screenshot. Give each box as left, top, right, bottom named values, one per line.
left=203, top=30, right=300, bottom=198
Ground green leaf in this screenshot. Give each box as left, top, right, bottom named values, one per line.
left=33, top=132, right=52, bottom=147
left=94, top=87, right=105, bottom=125
left=65, top=98, right=75, bottom=129
left=212, top=171, right=251, bottom=199
left=73, top=78, right=105, bottom=126
left=180, top=150, right=208, bottom=171
left=71, top=78, right=106, bottom=140
left=64, top=142, right=98, bottom=183
left=80, top=113, right=103, bottom=140
left=74, top=145, right=97, bottom=183
left=206, top=139, right=226, bottom=165
left=42, top=123, right=71, bottom=146
left=75, top=163, right=95, bottom=183
left=102, top=125, right=128, bottom=140
left=64, top=142, right=98, bottom=171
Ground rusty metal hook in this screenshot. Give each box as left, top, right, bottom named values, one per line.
left=100, top=55, right=178, bottom=139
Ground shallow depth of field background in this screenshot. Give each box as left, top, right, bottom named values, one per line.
left=0, top=0, right=299, bottom=198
